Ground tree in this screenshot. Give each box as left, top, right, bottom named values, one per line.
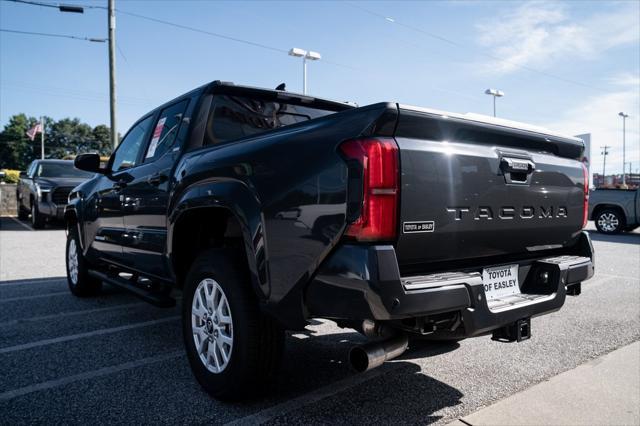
left=0, top=114, right=40, bottom=170
left=0, top=114, right=112, bottom=170
left=92, top=125, right=112, bottom=156
left=47, top=118, right=93, bottom=159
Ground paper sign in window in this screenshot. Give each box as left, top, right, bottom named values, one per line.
left=146, top=117, right=167, bottom=158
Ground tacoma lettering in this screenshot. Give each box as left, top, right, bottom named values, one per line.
left=447, top=206, right=569, bottom=220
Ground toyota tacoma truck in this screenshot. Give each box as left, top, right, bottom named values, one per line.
left=65, top=81, right=594, bottom=400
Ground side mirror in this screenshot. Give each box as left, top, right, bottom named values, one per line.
left=74, top=153, right=102, bottom=174
left=19, top=171, right=27, bottom=178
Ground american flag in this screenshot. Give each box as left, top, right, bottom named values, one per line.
left=26, top=122, right=43, bottom=141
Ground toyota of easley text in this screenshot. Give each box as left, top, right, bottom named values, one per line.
left=64, top=81, right=594, bottom=400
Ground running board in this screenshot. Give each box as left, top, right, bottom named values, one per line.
left=88, top=270, right=176, bottom=308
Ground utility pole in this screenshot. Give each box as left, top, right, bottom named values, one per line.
left=108, top=0, right=118, bottom=148
left=601, top=145, right=610, bottom=185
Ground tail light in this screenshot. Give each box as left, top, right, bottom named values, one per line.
left=581, top=162, right=589, bottom=228
left=340, top=138, right=399, bottom=241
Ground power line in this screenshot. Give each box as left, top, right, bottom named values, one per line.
left=1, top=84, right=156, bottom=106
left=346, top=2, right=611, bottom=93
left=4, top=0, right=359, bottom=70
left=4, top=0, right=105, bottom=10
left=0, top=28, right=105, bottom=42
left=116, top=9, right=288, bottom=54
left=115, top=9, right=357, bottom=70
left=2, top=80, right=158, bottom=103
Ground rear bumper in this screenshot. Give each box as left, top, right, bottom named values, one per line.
left=306, top=231, right=594, bottom=337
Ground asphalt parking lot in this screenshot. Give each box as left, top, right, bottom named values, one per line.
left=0, top=216, right=638, bottom=425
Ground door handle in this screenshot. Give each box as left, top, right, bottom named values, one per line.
left=499, top=157, right=535, bottom=185
left=147, top=173, right=168, bottom=186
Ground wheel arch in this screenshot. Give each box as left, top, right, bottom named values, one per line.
left=591, top=203, right=627, bottom=223
left=168, top=179, right=268, bottom=299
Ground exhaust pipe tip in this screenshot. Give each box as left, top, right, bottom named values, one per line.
left=349, top=346, right=376, bottom=373
left=349, top=334, right=409, bottom=373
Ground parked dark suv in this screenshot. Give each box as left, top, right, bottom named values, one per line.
left=17, top=159, right=94, bottom=228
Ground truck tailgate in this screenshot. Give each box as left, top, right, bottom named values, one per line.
left=394, top=106, right=586, bottom=268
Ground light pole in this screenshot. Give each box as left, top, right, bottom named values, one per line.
left=618, top=112, right=628, bottom=186
left=601, top=145, right=610, bottom=185
left=484, top=88, right=504, bottom=117
left=288, top=48, right=321, bottom=95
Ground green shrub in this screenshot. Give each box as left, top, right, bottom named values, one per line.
left=0, top=169, right=20, bottom=184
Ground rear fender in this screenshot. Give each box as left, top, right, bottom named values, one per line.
left=168, top=178, right=268, bottom=298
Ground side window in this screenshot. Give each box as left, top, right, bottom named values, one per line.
left=110, top=115, right=154, bottom=172
left=144, top=100, right=189, bottom=162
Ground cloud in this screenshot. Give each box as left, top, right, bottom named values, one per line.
left=475, top=1, right=640, bottom=74
left=542, top=77, right=640, bottom=175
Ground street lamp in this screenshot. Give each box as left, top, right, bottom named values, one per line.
left=618, top=112, right=629, bottom=186
left=484, top=88, right=504, bottom=117
left=288, top=48, right=321, bottom=95
left=58, top=4, right=84, bottom=13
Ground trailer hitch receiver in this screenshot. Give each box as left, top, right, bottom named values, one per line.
left=492, top=318, right=531, bottom=342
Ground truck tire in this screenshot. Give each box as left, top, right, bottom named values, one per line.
left=66, top=227, right=102, bottom=296
left=30, top=202, right=45, bottom=229
left=17, top=204, right=29, bottom=220
left=595, top=208, right=625, bottom=234
left=182, top=249, right=284, bottom=400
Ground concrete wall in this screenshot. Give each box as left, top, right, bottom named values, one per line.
left=0, top=184, right=18, bottom=216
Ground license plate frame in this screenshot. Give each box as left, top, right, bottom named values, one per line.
left=482, top=264, right=520, bottom=300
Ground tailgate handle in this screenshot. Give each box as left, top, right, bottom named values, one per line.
left=500, top=157, right=535, bottom=185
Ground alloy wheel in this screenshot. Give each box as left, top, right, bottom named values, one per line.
left=67, top=239, right=79, bottom=285
left=597, top=212, right=619, bottom=233
left=191, top=278, right=233, bottom=373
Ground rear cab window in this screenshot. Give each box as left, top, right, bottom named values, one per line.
left=203, top=95, right=341, bottom=146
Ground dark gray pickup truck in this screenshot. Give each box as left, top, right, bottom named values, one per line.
left=589, top=188, right=639, bottom=234
left=17, top=159, right=93, bottom=228
left=65, top=81, right=594, bottom=399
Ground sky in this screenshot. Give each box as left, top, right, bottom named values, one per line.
left=1, top=0, right=639, bottom=174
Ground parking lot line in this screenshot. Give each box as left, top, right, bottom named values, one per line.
left=225, top=362, right=407, bottom=426
left=0, top=316, right=180, bottom=354
left=0, top=291, right=71, bottom=303
left=0, top=277, right=66, bottom=287
left=0, top=302, right=148, bottom=328
left=0, top=350, right=184, bottom=401
left=8, top=217, right=34, bottom=232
